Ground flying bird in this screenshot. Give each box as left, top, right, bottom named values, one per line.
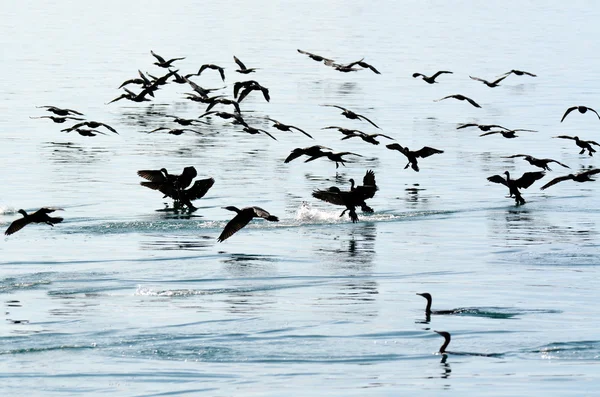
left=233, top=80, right=270, bottom=102
left=30, top=115, right=84, bottom=123
left=341, top=131, right=394, bottom=145
left=469, top=75, right=508, bottom=87
left=487, top=171, right=545, bottom=205
left=457, top=123, right=511, bottom=131
left=197, top=64, right=226, bottom=81
left=165, top=115, right=205, bottom=126
left=205, top=97, right=241, bottom=113
left=67, top=128, right=107, bottom=137
left=233, top=56, right=258, bottom=74
left=151, top=50, right=185, bottom=68
left=386, top=143, right=443, bottom=172
left=242, top=126, right=277, bottom=140
left=560, top=106, right=600, bottom=122
left=321, top=104, right=380, bottom=129
left=266, top=117, right=312, bottom=139
left=344, top=59, right=381, bottom=74
left=479, top=129, right=533, bottom=139
left=146, top=127, right=200, bottom=135
left=297, top=49, right=334, bottom=63
left=217, top=206, right=278, bottom=242
left=36, top=106, right=83, bottom=116
left=5, top=208, right=63, bottom=236
left=284, top=145, right=332, bottom=163
left=62, top=121, right=118, bottom=134
left=434, top=94, right=481, bottom=108
left=311, top=151, right=363, bottom=169
left=540, top=169, right=600, bottom=190
left=412, top=71, right=452, bottom=84
left=504, top=154, right=569, bottom=171
left=501, top=69, right=537, bottom=77
left=554, top=135, right=600, bottom=156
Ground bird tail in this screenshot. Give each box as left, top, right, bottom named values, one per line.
left=266, top=215, right=279, bottom=222
left=48, top=217, right=64, bottom=225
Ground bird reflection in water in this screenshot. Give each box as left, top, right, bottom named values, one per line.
left=43, top=141, right=109, bottom=165
left=140, top=234, right=213, bottom=251
left=404, top=184, right=427, bottom=207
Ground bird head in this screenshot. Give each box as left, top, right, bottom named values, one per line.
left=416, top=292, right=432, bottom=300
left=17, top=209, right=27, bottom=217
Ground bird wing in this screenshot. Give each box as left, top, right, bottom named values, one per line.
left=312, top=189, right=346, bottom=206
left=386, top=143, right=405, bottom=153
left=198, top=111, right=217, bottom=119
left=540, top=175, right=571, bottom=190
left=99, top=122, right=118, bottom=134
left=5, top=218, right=30, bottom=235
left=260, top=86, right=270, bottom=102
left=218, top=212, right=252, bottom=242
left=582, top=168, right=600, bottom=177
left=487, top=175, right=509, bottom=186
left=588, top=140, right=600, bottom=146
left=464, top=96, right=482, bottom=108
left=218, top=67, right=225, bottom=81
left=363, top=170, right=376, bottom=187
left=589, top=108, right=600, bottom=120
left=414, top=146, right=444, bottom=158
left=356, top=113, right=380, bottom=129
left=150, top=50, right=166, bottom=63
left=504, top=154, right=527, bottom=158
left=479, top=131, right=500, bottom=137
left=560, top=106, right=577, bottom=122
left=554, top=135, right=575, bottom=140
left=237, top=87, right=253, bottom=103
left=547, top=159, right=570, bottom=168
left=233, top=56, right=247, bottom=70
left=364, top=63, right=381, bottom=74
left=185, top=177, right=215, bottom=200
left=284, top=149, right=305, bottom=163
left=469, top=76, right=487, bottom=83
left=64, top=108, right=83, bottom=115
left=492, top=75, right=508, bottom=85
left=137, top=169, right=167, bottom=182
left=252, top=207, right=278, bottom=221
left=456, top=123, right=478, bottom=129
left=321, top=104, right=346, bottom=111
left=431, top=71, right=452, bottom=79
left=516, top=171, right=545, bottom=189
left=289, top=125, right=312, bottom=138
left=372, top=133, right=394, bottom=140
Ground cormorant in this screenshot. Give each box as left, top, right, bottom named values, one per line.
left=165, top=115, right=205, bottom=126
left=197, top=64, right=226, bottom=81
left=62, top=121, right=118, bottom=134
left=205, top=97, right=241, bottom=113
left=185, top=77, right=224, bottom=98
left=242, top=126, right=277, bottom=140
left=469, top=75, right=508, bottom=87
left=560, top=106, right=600, bottom=122
left=412, top=71, right=452, bottom=84
left=416, top=293, right=460, bottom=316
left=307, top=151, right=363, bottom=169
left=233, top=80, right=270, bottom=102
left=479, top=129, right=532, bottom=139
left=434, top=331, right=499, bottom=357
left=146, top=127, right=200, bottom=135
left=284, top=145, right=332, bottom=163
left=233, top=56, right=258, bottom=74
left=217, top=206, right=278, bottom=242
left=344, top=58, right=381, bottom=74
left=386, top=143, right=443, bottom=172
left=554, top=135, right=600, bottom=156
left=501, top=69, right=536, bottom=77
left=30, top=115, right=84, bottom=123
left=321, top=104, right=380, bottom=129
left=5, top=208, right=63, bottom=235
left=457, top=123, right=509, bottom=131
left=504, top=154, right=569, bottom=171
left=36, top=106, right=83, bottom=116
left=67, top=128, right=107, bottom=137
left=198, top=111, right=248, bottom=127
left=151, top=50, right=185, bottom=68
left=434, top=94, right=481, bottom=108
left=297, top=49, right=334, bottom=63
left=540, top=169, right=600, bottom=190
left=322, top=126, right=364, bottom=136
left=266, top=117, right=312, bottom=139
left=137, top=167, right=213, bottom=210
left=341, top=131, right=394, bottom=145
left=487, top=171, right=545, bottom=205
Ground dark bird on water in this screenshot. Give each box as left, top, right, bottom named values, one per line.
left=266, top=117, right=312, bottom=139
left=297, top=49, right=334, bottom=63
left=151, top=50, right=185, bottom=68
left=234, top=80, right=270, bottom=103
left=416, top=293, right=461, bottom=316
left=5, top=208, right=63, bottom=236
left=217, top=206, right=279, bottom=242
left=233, top=56, right=258, bottom=74
left=554, top=135, right=600, bottom=156
left=560, top=106, right=600, bottom=122
left=37, top=106, right=83, bottom=116
left=312, top=170, right=378, bottom=222
left=502, top=69, right=537, bottom=77
left=412, top=71, right=452, bottom=84
left=386, top=143, right=443, bottom=172
left=341, top=131, right=394, bottom=145
left=284, top=145, right=332, bottom=163
left=540, top=169, right=600, bottom=190
left=197, top=64, right=226, bottom=81
left=469, top=75, right=508, bottom=87
left=434, top=331, right=499, bottom=357
left=62, top=121, right=118, bottom=134
left=504, top=154, right=569, bottom=171
left=321, top=104, right=380, bottom=129
left=487, top=171, right=545, bottom=205
left=30, top=115, right=84, bottom=123
left=435, top=94, right=481, bottom=108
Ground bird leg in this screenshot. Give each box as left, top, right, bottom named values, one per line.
left=339, top=209, right=348, bottom=217
left=580, top=148, right=585, bottom=155
left=348, top=209, right=359, bottom=223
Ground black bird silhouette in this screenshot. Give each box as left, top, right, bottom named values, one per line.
left=217, top=206, right=278, bottom=242
left=242, top=126, right=277, bottom=140
left=62, top=121, right=118, bottom=134
left=151, top=50, right=185, bottom=68
left=560, top=106, right=600, bottom=122
left=138, top=167, right=198, bottom=191
left=341, top=131, right=394, bottom=145
left=322, top=126, right=364, bottom=136
left=504, top=154, right=569, bottom=171
left=457, top=123, right=511, bottom=131
left=479, top=129, right=533, bottom=139
left=435, top=94, right=481, bottom=108
left=198, top=111, right=248, bottom=127
left=198, top=64, right=226, bottom=81
left=502, top=69, right=537, bottom=77
left=138, top=167, right=213, bottom=210
left=540, top=169, right=600, bottom=190
left=284, top=145, right=332, bottom=163
left=205, top=97, right=241, bottom=113
left=469, top=75, right=508, bottom=87
left=233, top=56, right=258, bottom=74
left=165, top=115, right=205, bottom=126
left=416, top=293, right=461, bottom=316
left=434, top=331, right=500, bottom=357
left=307, top=151, right=363, bottom=169
left=412, top=71, right=452, bottom=84
left=234, top=80, right=270, bottom=103
left=321, top=104, right=380, bottom=129
left=297, top=49, right=334, bottom=63
left=386, top=143, right=443, bottom=172
left=487, top=171, right=545, bottom=205
left=37, top=106, right=83, bottom=116
left=185, top=77, right=224, bottom=98
left=312, top=170, right=378, bottom=222
left=107, top=87, right=154, bottom=104
left=554, top=135, right=600, bottom=156
left=146, top=127, right=200, bottom=135
left=344, top=59, right=381, bottom=74
left=5, top=208, right=63, bottom=236
left=266, top=117, right=312, bottom=139
left=67, top=128, right=107, bottom=137
left=30, top=115, right=84, bottom=123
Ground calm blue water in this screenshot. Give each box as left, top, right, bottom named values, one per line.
left=2, top=1, right=600, bottom=395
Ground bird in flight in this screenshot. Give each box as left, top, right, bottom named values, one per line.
left=151, top=50, right=185, bottom=68
left=5, top=208, right=63, bottom=236
left=503, top=154, right=569, bottom=171
left=560, top=106, right=600, bottom=122
left=321, top=104, right=380, bottom=129
left=554, top=135, right=600, bottom=156
left=540, top=169, right=600, bottom=190
left=435, top=94, right=481, bottom=108
left=233, top=56, right=258, bottom=74
left=386, top=143, right=443, bottom=172
left=469, top=75, right=508, bottom=87
left=487, top=171, right=545, bottom=206
left=412, top=71, right=452, bottom=84
left=217, top=206, right=278, bottom=242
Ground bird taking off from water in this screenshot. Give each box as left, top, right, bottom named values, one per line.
left=5, top=208, right=63, bottom=236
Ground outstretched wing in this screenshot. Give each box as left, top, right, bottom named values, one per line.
left=5, top=218, right=30, bottom=235
left=560, top=106, right=577, bottom=122
left=516, top=171, right=545, bottom=189
left=150, top=50, right=166, bottom=63
left=218, top=212, right=252, bottom=242
left=487, top=175, right=508, bottom=187
left=356, top=114, right=380, bottom=129
left=185, top=177, right=215, bottom=201
left=312, top=189, right=346, bottom=206
left=233, top=56, right=247, bottom=70
left=137, top=169, right=167, bottom=182
left=540, top=175, right=571, bottom=190
left=252, top=207, right=279, bottom=221
left=464, top=96, right=482, bottom=108
left=414, top=146, right=444, bottom=158
left=431, top=71, right=452, bottom=79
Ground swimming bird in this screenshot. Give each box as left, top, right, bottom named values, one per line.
left=412, top=71, right=452, bottom=84
left=151, top=50, right=185, bottom=68
left=416, top=293, right=460, bottom=316
left=386, top=143, right=443, bottom=172
left=312, top=170, right=378, bottom=222
left=266, top=117, right=312, bottom=139
left=540, top=169, right=600, bottom=190
left=321, top=104, right=380, bottom=129
left=554, top=135, right=600, bottom=156
left=487, top=171, right=545, bottom=205
left=504, top=154, right=569, bottom=171
left=560, top=106, right=600, bottom=122
left=5, top=208, right=63, bottom=236
left=297, top=49, right=335, bottom=63
left=242, top=126, right=277, bottom=140
left=205, top=97, right=241, bottom=113
left=434, top=331, right=498, bottom=356
left=469, top=75, right=508, bottom=87
left=62, top=121, right=118, bottom=134
left=233, top=56, right=258, bottom=74
left=217, top=206, right=278, bottom=242
left=284, top=145, right=332, bottom=163
left=501, top=69, right=537, bottom=77
left=434, top=94, right=481, bottom=108
left=197, top=64, right=226, bottom=81
left=341, top=131, right=394, bottom=145
left=234, top=80, right=270, bottom=103
left=36, top=106, right=83, bottom=116
left=30, top=115, right=84, bottom=123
